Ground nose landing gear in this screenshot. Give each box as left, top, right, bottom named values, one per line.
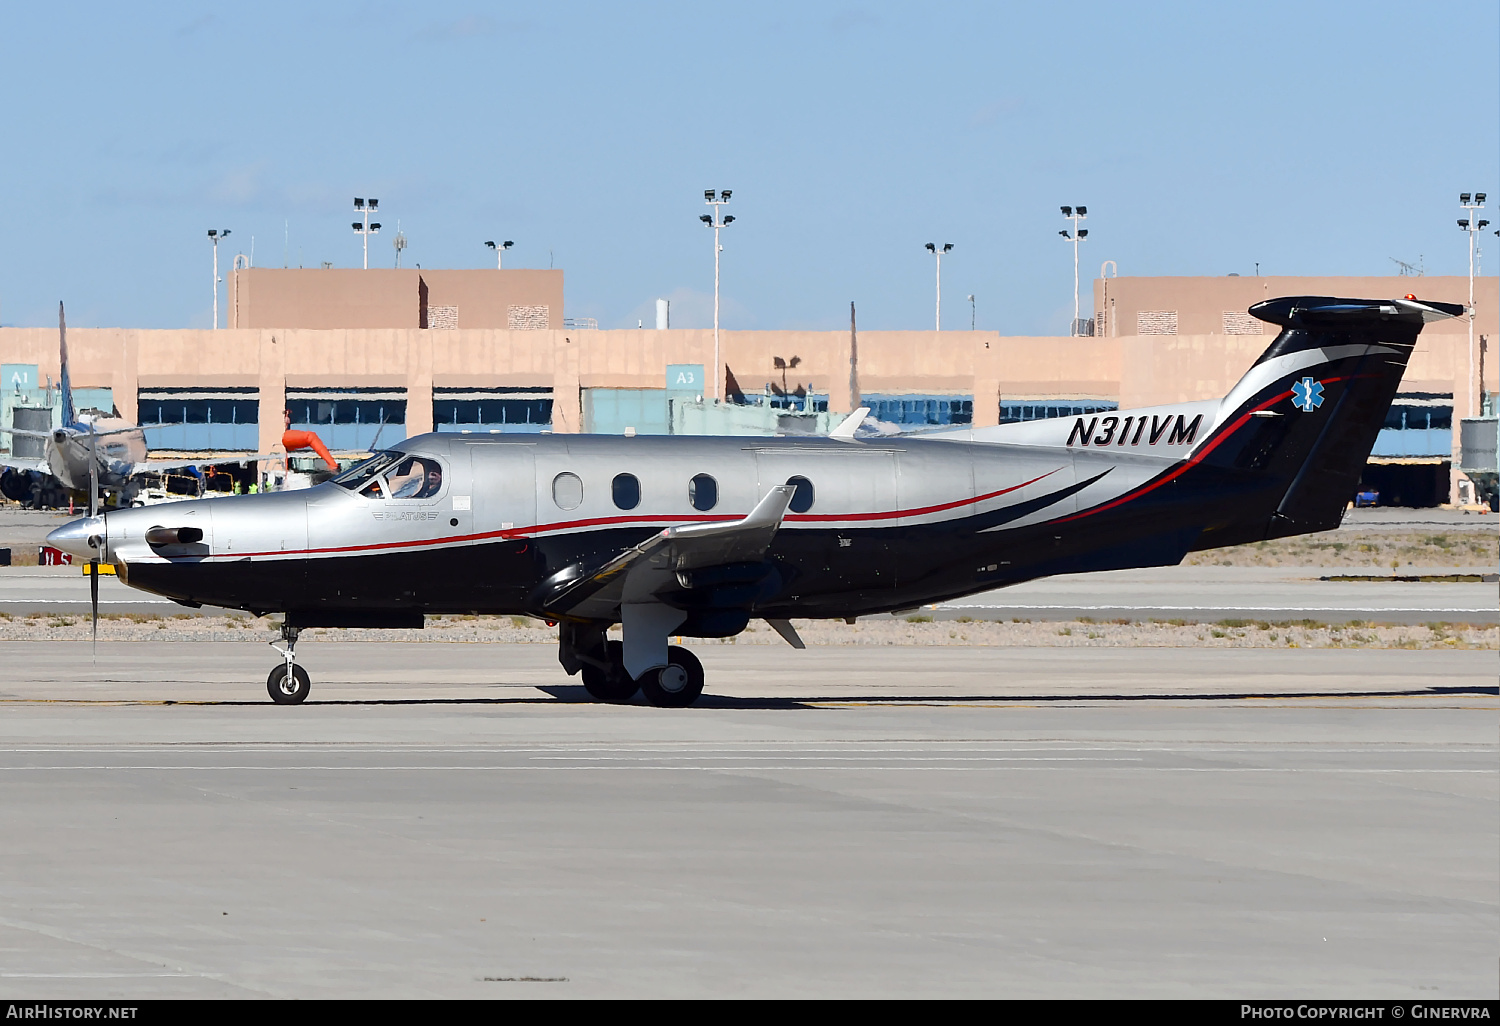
left=267, top=623, right=310, bottom=704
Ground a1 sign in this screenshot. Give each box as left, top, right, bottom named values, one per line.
left=666, top=364, right=703, bottom=394
left=2, top=364, right=37, bottom=391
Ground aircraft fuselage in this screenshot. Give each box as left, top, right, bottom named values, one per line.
left=92, top=426, right=1225, bottom=623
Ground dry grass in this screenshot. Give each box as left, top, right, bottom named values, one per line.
left=0, top=612, right=1490, bottom=651
left=1185, top=529, right=1498, bottom=568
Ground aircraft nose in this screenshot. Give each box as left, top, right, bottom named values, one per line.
left=46, top=516, right=105, bottom=561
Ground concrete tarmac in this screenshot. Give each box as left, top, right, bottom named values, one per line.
left=1, top=562, right=1495, bottom=624
left=0, top=642, right=1494, bottom=998
left=934, top=565, right=1499, bottom=625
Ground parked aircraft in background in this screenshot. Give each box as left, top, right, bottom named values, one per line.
left=0, top=304, right=274, bottom=508
left=46, top=295, right=1461, bottom=706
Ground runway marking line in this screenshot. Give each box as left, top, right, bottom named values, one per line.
left=0, top=688, right=1496, bottom=710
left=0, top=765, right=1488, bottom=773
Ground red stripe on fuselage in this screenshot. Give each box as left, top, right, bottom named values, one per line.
left=201, top=468, right=1063, bottom=561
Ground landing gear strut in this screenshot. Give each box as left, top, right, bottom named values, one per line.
left=581, top=640, right=638, bottom=703
left=267, top=623, right=311, bottom=704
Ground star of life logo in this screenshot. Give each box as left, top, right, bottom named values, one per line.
left=1291, top=376, right=1325, bottom=412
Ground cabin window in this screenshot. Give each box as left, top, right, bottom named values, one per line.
left=786, top=475, right=815, bottom=513
left=689, top=473, right=717, bottom=511
left=552, top=472, right=583, bottom=510
left=612, top=473, right=641, bottom=510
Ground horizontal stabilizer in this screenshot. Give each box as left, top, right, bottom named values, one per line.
left=829, top=407, right=870, bottom=441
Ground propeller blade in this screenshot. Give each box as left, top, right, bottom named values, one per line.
left=90, top=557, right=99, bottom=658
left=87, top=425, right=99, bottom=519
left=87, top=420, right=101, bottom=660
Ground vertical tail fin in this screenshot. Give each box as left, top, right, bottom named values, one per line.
left=1193, top=295, right=1462, bottom=540
left=58, top=301, right=75, bottom=426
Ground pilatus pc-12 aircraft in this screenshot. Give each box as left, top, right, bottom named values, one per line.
left=47, top=294, right=1460, bottom=706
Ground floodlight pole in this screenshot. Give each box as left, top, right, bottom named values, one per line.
left=208, top=229, right=230, bottom=330
left=925, top=243, right=953, bottom=330
left=703, top=190, right=734, bottom=401
left=485, top=240, right=514, bottom=269
left=353, top=198, right=381, bottom=269
left=1459, top=193, right=1490, bottom=421
left=1060, top=206, right=1087, bottom=335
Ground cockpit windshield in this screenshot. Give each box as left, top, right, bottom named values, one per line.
left=331, top=450, right=403, bottom=491
left=333, top=451, right=445, bottom=500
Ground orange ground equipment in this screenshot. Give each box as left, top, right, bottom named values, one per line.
left=281, top=430, right=337, bottom=470
left=279, top=409, right=337, bottom=471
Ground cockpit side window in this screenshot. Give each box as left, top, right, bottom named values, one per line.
left=385, top=457, right=444, bottom=500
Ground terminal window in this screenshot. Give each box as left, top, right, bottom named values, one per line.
left=434, top=388, right=553, bottom=433
left=287, top=388, right=406, bottom=451
left=999, top=400, right=1118, bottom=424
left=862, top=395, right=972, bottom=426
left=138, top=388, right=258, bottom=450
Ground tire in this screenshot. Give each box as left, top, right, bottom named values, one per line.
left=267, top=663, right=311, bottom=704
left=639, top=646, right=704, bottom=708
left=582, top=640, right=638, bottom=702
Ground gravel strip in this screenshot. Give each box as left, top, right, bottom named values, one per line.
left=0, top=613, right=1492, bottom=650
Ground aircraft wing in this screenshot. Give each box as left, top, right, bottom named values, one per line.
left=0, top=425, right=145, bottom=439
left=533, top=485, right=796, bottom=620
left=131, top=453, right=283, bottom=474
left=0, top=455, right=50, bottom=474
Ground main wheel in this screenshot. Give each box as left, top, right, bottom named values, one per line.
left=639, top=646, right=704, bottom=708
left=267, top=663, right=311, bottom=705
left=581, top=640, right=638, bottom=702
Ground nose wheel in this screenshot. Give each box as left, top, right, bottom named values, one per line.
left=267, top=624, right=311, bottom=704
left=267, top=663, right=311, bottom=704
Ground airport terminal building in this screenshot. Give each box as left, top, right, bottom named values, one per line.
left=1, top=269, right=1495, bottom=506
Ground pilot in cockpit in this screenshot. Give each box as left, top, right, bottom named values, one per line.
left=386, top=458, right=442, bottom=499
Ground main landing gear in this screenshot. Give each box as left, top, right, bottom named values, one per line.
left=639, top=646, right=704, bottom=708
left=564, top=624, right=705, bottom=707
left=580, top=642, right=704, bottom=707
left=267, top=623, right=311, bottom=704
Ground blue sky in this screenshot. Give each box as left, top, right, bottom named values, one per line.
left=0, top=1, right=1495, bottom=333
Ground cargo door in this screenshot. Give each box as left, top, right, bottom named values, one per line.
left=465, top=442, right=539, bottom=609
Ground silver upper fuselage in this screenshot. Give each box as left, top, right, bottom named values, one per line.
left=54, top=423, right=1206, bottom=618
